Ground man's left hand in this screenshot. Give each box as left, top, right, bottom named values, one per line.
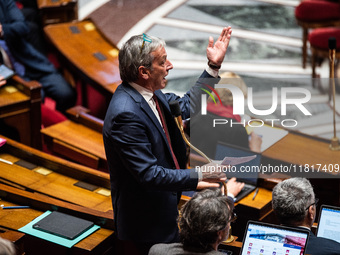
left=206, top=26, right=232, bottom=67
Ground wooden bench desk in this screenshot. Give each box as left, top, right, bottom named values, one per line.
left=43, top=20, right=121, bottom=106
left=41, top=106, right=107, bottom=171
left=0, top=135, right=112, bottom=212
left=261, top=131, right=340, bottom=206
left=0, top=75, right=42, bottom=149
left=37, top=0, right=78, bottom=25
left=262, top=131, right=340, bottom=167
left=0, top=183, right=114, bottom=255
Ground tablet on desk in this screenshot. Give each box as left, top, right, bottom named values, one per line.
left=0, top=65, right=15, bottom=80
left=316, top=204, right=340, bottom=243
left=33, top=211, right=94, bottom=240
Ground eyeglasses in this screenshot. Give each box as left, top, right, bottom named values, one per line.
left=228, top=212, right=237, bottom=223
left=305, top=198, right=319, bottom=210
left=140, top=33, right=152, bottom=54
left=219, top=212, right=237, bottom=231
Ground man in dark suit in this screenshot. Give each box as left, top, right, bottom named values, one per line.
left=15, top=0, right=47, bottom=54
left=0, top=0, right=76, bottom=113
left=272, top=177, right=340, bottom=255
left=103, top=27, right=234, bottom=255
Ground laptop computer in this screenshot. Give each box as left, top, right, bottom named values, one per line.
left=214, top=142, right=261, bottom=202
left=316, top=204, right=340, bottom=243
left=240, top=220, right=310, bottom=255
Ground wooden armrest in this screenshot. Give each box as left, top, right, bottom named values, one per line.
left=10, top=75, right=41, bottom=98
left=66, top=105, right=104, bottom=133
left=0, top=228, right=25, bottom=242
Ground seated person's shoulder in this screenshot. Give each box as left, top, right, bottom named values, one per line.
left=149, top=242, right=226, bottom=255
left=148, top=243, right=180, bottom=255
left=306, top=235, right=340, bottom=255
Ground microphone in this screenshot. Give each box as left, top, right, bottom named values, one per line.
left=169, top=100, right=211, bottom=163
left=169, top=100, right=228, bottom=196
left=329, top=37, right=336, bottom=75
left=329, top=37, right=336, bottom=50
left=328, top=37, right=340, bottom=150
left=169, top=100, right=183, bottom=128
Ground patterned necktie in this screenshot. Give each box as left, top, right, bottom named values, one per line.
left=153, top=95, right=180, bottom=169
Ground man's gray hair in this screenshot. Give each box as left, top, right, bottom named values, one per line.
left=118, top=34, right=165, bottom=83
left=272, top=177, right=315, bottom=225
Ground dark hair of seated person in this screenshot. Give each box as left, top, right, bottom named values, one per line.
left=178, top=188, right=233, bottom=252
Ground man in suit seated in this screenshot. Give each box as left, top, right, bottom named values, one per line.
left=15, top=0, right=47, bottom=54
left=0, top=0, right=76, bottom=113
left=149, top=188, right=235, bottom=255
left=272, top=177, right=340, bottom=255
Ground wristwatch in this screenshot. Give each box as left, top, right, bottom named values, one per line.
left=208, top=61, right=221, bottom=70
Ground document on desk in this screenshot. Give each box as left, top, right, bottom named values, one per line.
left=221, top=155, right=257, bottom=166
left=246, top=122, right=289, bottom=152
left=212, top=155, right=257, bottom=166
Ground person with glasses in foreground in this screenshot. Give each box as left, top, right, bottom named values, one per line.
left=272, top=177, right=340, bottom=255
left=103, top=27, right=244, bottom=255
left=149, top=188, right=235, bottom=255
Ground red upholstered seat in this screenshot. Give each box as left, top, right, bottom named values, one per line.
left=295, top=0, right=340, bottom=22
left=295, top=0, right=340, bottom=68
left=308, top=27, right=340, bottom=100
left=41, top=101, right=67, bottom=128
left=308, top=27, right=340, bottom=49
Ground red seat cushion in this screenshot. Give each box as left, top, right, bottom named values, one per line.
left=295, top=0, right=340, bottom=22
left=41, top=103, right=67, bottom=128
left=308, top=27, right=340, bottom=49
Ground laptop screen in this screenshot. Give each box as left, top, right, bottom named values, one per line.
left=316, top=205, right=340, bottom=243
left=214, top=142, right=261, bottom=185
left=241, top=221, right=309, bottom=255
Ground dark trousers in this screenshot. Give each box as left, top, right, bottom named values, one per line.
left=24, top=69, right=77, bottom=113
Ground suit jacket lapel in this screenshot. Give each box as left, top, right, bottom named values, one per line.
left=155, top=90, right=172, bottom=117
left=122, top=83, right=169, bottom=146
